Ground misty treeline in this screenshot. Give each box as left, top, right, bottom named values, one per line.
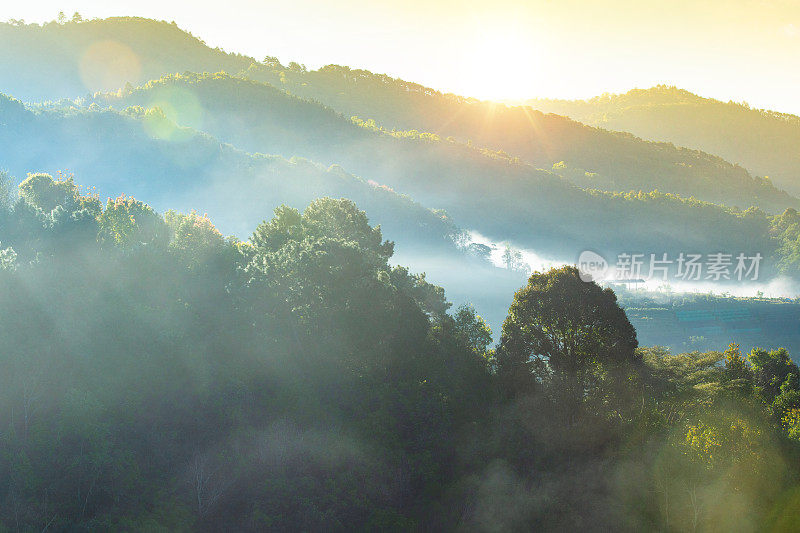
left=1, top=173, right=800, bottom=531
left=91, top=71, right=796, bottom=225
left=4, top=90, right=800, bottom=281
left=240, top=64, right=796, bottom=211
left=5, top=14, right=796, bottom=214
left=527, top=85, right=800, bottom=197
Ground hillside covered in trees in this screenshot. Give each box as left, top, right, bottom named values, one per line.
left=2, top=13, right=800, bottom=531
left=0, top=16, right=252, bottom=101
left=239, top=63, right=796, bottom=212
left=2, top=174, right=800, bottom=530
left=0, top=17, right=796, bottom=213
left=3, top=16, right=800, bottom=339
left=4, top=89, right=800, bottom=285
left=527, top=86, right=800, bottom=196
left=90, top=72, right=798, bottom=214
left=0, top=92, right=461, bottom=251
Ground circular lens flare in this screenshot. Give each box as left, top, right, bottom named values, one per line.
left=79, top=40, right=141, bottom=94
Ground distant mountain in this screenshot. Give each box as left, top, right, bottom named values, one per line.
left=526, top=86, right=800, bottom=196
left=89, top=74, right=797, bottom=251
left=1, top=92, right=790, bottom=275
left=6, top=90, right=800, bottom=335
left=0, top=17, right=252, bottom=102
left=0, top=93, right=459, bottom=253
left=239, top=64, right=797, bottom=213
left=0, top=18, right=796, bottom=213
left=0, top=91, right=536, bottom=330
left=2, top=17, right=800, bottom=288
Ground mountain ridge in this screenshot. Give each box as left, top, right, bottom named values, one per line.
left=526, top=85, right=800, bottom=195
left=1, top=17, right=796, bottom=213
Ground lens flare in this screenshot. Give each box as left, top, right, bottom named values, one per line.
left=79, top=40, right=141, bottom=93
left=148, top=85, right=205, bottom=132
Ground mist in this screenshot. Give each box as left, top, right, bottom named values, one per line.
left=3, top=12, right=800, bottom=532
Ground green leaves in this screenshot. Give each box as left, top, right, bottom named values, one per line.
left=497, top=266, right=639, bottom=398
left=19, top=172, right=86, bottom=214
left=98, top=195, right=169, bottom=248
left=452, top=303, right=493, bottom=357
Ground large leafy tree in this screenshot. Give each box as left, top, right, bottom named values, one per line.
left=749, top=347, right=800, bottom=404
left=98, top=194, right=168, bottom=248
left=496, top=266, right=639, bottom=417
left=18, top=172, right=101, bottom=216
left=245, top=198, right=449, bottom=332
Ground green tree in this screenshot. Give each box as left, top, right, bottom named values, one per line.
left=501, top=245, right=529, bottom=274
left=748, top=347, right=799, bottom=404
left=18, top=172, right=101, bottom=216
left=98, top=195, right=168, bottom=248
left=724, top=342, right=751, bottom=383
left=452, top=304, right=493, bottom=358
left=496, top=266, right=639, bottom=418
left=19, top=172, right=79, bottom=213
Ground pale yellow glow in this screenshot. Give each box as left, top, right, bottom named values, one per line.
left=456, top=23, right=542, bottom=100
left=5, top=0, right=800, bottom=114
left=79, top=40, right=141, bottom=94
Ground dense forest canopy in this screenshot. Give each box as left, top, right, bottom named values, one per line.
left=0, top=17, right=795, bottom=212
left=2, top=174, right=800, bottom=530
left=0, top=92, right=462, bottom=251
left=2, top=14, right=800, bottom=531
left=4, top=89, right=800, bottom=289
left=89, top=72, right=799, bottom=215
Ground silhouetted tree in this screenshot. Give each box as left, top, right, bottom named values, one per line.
left=496, top=266, right=639, bottom=421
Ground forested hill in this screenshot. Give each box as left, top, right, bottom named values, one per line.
left=0, top=93, right=460, bottom=253
left=239, top=64, right=797, bottom=213
left=1, top=17, right=797, bottom=213
left=0, top=17, right=252, bottom=102
left=3, top=175, right=800, bottom=530
left=92, top=72, right=796, bottom=218
left=4, top=91, right=799, bottom=278
left=526, top=86, right=800, bottom=196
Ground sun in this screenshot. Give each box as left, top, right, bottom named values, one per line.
left=456, top=23, right=543, bottom=101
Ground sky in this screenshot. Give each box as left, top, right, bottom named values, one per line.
left=4, top=0, right=800, bottom=114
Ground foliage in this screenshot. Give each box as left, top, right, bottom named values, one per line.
left=496, top=266, right=639, bottom=414
left=98, top=194, right=169, bottom=247
left=0, top=180, right=799, bottom=530
left=18, top=171, right=101, bottom=215
left=528, top=85, right=800, bottom=197
left=724, top=342, right=751, bottom=383
left=0, top=181, right=493, bottom=530
left=239, top=63, right=797, bottom=213
left=1, top=16, right=800, bottom=530
left=452, top=303, right=493, bottom=358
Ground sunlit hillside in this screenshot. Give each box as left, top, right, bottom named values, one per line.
left=2, top=10, right=800, bottom=532
left=527, top=86, right=800, bottom=196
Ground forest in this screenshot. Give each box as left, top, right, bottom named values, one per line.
left=3, top=90, right=800, bottom=279
left=527, top=86, right=800, bottom=196
left=2, top=173, right=800, bottom=530
left=2, top=13, right=800, bottom=532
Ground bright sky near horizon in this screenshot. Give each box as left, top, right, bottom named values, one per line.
left=4, top=0, right=800, bottom=114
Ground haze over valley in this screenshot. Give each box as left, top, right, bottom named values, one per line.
left=2, top=7, right=800, bottom=531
